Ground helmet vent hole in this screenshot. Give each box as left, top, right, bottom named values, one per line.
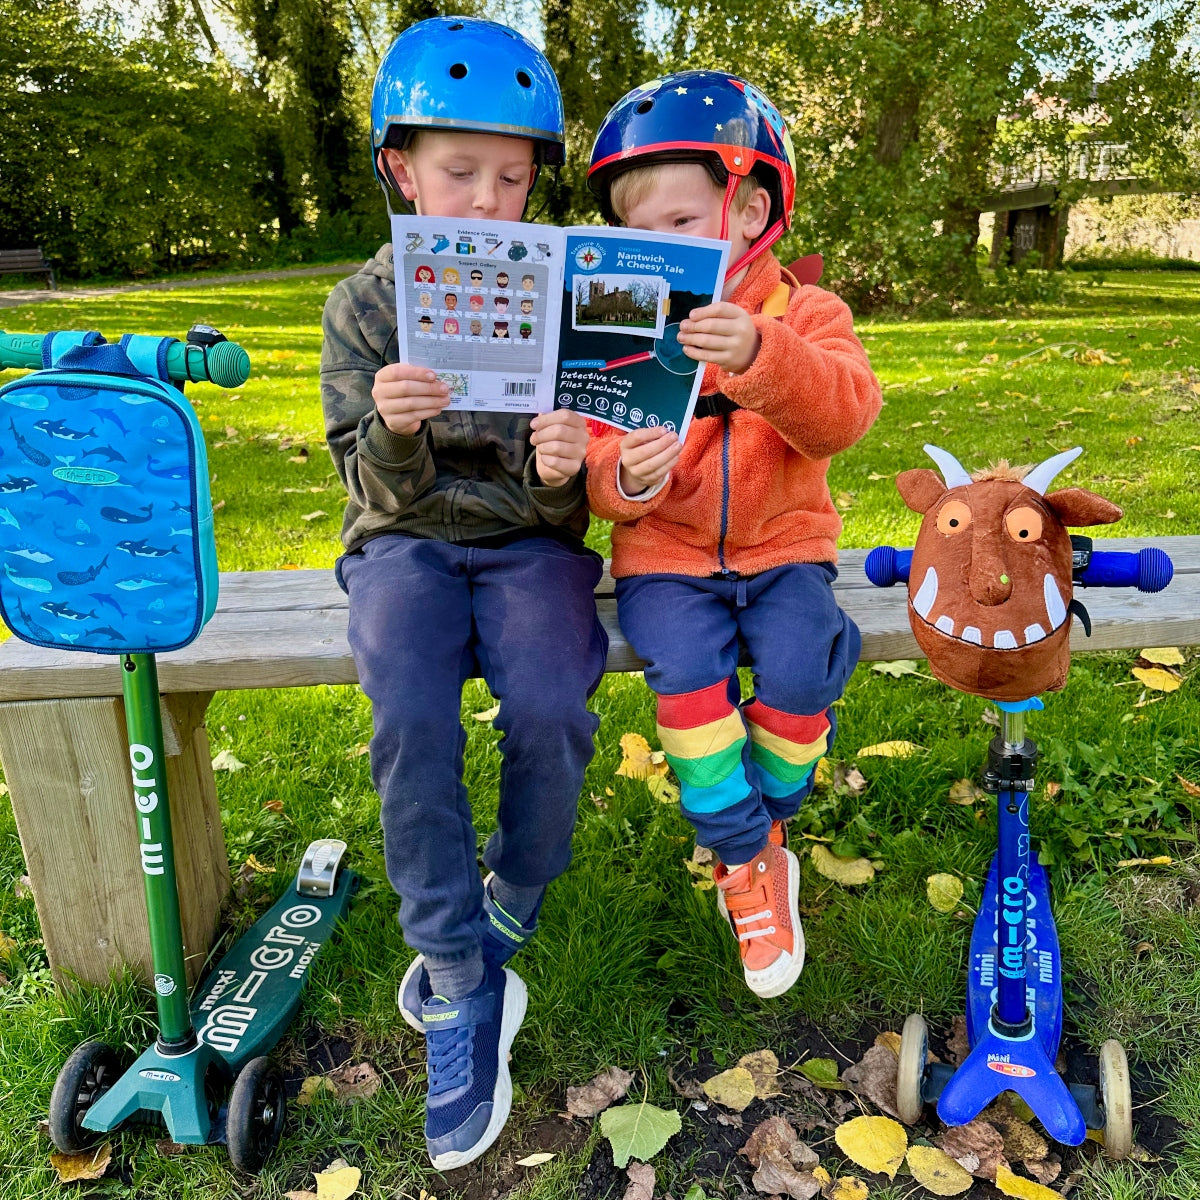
left=635, top=99, right=655, bottom=114
left=516, top=70, right=532, bottom=88
left=448, top=22, right=464, bottom=30
left=448, top=62, right=468, bottom=79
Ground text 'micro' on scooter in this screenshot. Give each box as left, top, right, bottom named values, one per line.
left=864, top=443, right=1173, bottom=1160
left=0, top=328, right=355, bottom=1172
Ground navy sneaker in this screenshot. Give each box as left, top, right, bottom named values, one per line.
left=422, top=961, right=527, bottom=1170
left=398, top=874, right=542, bottom=1033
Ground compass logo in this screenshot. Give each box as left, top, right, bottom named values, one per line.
left=574, top=243, right=604, bottom=272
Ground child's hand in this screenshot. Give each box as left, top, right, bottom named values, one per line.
left=372, top=362, right=451, bottom=435
left=678, top=302, right=761, bottom=375
left=530, top=409, right=589, bottom=487
left=618, top=427, right=682, bottom=496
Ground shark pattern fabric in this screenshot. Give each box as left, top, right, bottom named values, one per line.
left=0, top=337, right=217, bottom=653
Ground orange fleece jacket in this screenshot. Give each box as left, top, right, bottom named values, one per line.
left=586, top=253, right=882, bottom=578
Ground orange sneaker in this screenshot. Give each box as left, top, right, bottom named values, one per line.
left=767, top=819, right=788, bottom=849
left=714, top=842, right=804, bottom=998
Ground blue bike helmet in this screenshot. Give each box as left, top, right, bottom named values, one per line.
left=371, top=15, right=565, bottom=197
left=588, top=71, right=797, bottom=273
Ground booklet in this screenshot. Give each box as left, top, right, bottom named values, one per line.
left=392, top=216, right=729, bottom=442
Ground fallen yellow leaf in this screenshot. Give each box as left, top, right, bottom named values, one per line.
left=875, top=1031, right=902, bottom=1056
left=50, top=1143, right=112, bottom=1183
left=702, top=1066, right=757, bottom=1112
left=1177, top=774, right=1200, bottom=798
left=927, top=873, right=964, bottom=913
left=1131, top=666, right=1182, bottom=692
left=473, top=703, right=500, bottom=722
left=1139, top=647, right=1185, bottom=666
left=0, top=931, right=17, bottom=957
left=645, top=775, right=680, bottom=804
left=857, top=740, right=921, bottom=758
left=515, top=1152, right=556, bottom=1167
left=810, top=844, right=876, bottom=886
left=616, top=732, right=670, bottom=781
left=244, top=853, right=275, bottom=874
left=948, top=778, right=985, bottom=805
left=297, top=1075, right=336, bottom=1105
left=1115, top=855, right=1173, bottom=868
left=994, top=1162, right=1061, bottom=1199
left=315, top=1164, right=362, bottom=1200
left=907, top=1144, right=973, bottom=1195
left=814, top=757, right=834, bottom=787
left=834, top=1114, right=907, bottom=1179
left=738, top=1049, right=782, bottom=1099
left=828, top=1176, right=869, bottom=1200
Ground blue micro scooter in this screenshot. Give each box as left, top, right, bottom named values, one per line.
left=865, top=451, right=1174, bottom=1160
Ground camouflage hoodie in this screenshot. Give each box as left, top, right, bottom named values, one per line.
left=322, top=244, right=589, bottom=551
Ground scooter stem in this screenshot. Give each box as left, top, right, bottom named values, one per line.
left=121, top=653, right=196, bottom=1050
left=995, top=709, right=1031, bottom=1030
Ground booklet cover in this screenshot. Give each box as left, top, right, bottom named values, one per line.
left=392, top=216, right=728, bottom=440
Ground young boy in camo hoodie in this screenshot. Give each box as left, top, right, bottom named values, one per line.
left=320, top=17, right=606, bottom=1170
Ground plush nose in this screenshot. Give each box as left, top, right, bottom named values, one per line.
left=968, top=526, right=1013, bottom=606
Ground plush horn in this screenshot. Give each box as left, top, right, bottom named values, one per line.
left=923, top=443, right=973, bottom=489
left=1022, top=446, right=1083, bottom=496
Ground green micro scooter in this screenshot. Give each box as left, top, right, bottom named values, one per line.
left=0, top=328, right=355, bottom=1172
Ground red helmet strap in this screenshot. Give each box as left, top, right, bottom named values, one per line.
left=718, top=172, right=739, bottom=242
left=725, top=216, right=786, bottom=281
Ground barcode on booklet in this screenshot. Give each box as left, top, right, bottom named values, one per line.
left=504, top=380, right=537, bottom=397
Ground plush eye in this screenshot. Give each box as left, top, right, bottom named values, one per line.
left=935, top=499, right=972, bottom=535
left=1005, top=506, right=1043, bottom=542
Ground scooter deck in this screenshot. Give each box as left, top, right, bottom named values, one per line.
left=191, top=864, right=356, bottom=1074
left=967, top=849, right=1063, bottom=1062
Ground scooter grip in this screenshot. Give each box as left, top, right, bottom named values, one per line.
left=0, top=331, right=53, bottom=370
left=1076, top=548, right=1173, bottom=592
left=865, top=545, right=912, bottom=587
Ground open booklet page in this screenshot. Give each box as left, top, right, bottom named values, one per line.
left=392, top=217, right=728, bottom=437
left=552, top=228, right=729, bottom=443
left=392, top=215, right=566, bottom=413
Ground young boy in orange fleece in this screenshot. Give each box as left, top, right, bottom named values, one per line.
left=585, top=72, right=882, bottom=998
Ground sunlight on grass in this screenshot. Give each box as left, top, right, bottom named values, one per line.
left=0, top=269, right=1197, bottom=1197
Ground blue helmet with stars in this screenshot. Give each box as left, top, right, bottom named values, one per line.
left=587, top=71, right=797, bottom=232
left=370, top=15, right=565, bottom=194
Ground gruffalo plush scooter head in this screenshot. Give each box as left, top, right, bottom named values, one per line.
left=896, top=445, right=1121, bottom=701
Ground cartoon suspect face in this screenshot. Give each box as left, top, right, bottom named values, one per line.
left=470, top=269, right=483, bottom=285
left=519, top=323, right=532, bottom=339
left=444, top=318, right=459, bottom=335
left=470, top=320, right=483, bottom=336
left=496, top=272, right=509, bottom=288
left=444, top=293, right=458, bottom=310
left=520, top=298, right=533, bottom=314
left=494, top=297, right=509, bottom=313
left=468, top=294, right=484, bottom=310
left=442, top=267, right=460, bottom=285
left=493, top=321, right=509, bottom=338
left=419, top=292, right=433, bottom=307
left=896, top=445, right=1121, bottom=701
left=415, top=266, right=435, bottom=284
left=418, top=315, right=433, bottom=330
left=521, top=275, right=535, bottom=291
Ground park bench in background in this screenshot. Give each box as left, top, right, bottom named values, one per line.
left=1, top=537, right=1197, bottom=986
left=0, top=248, right=56, bottom=289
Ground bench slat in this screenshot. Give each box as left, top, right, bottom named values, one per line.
left=1, top=535, right=1196, bottom=702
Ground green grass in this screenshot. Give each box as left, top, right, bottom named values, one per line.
left=0, top=269, right=1198, bottom=1198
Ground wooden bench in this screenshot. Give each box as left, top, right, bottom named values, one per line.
left=2, top=537, right=1197, bottom=986
left=0, top=248, right=56, bottom=289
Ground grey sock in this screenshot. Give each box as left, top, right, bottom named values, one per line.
left=423, top=949, right=484, bottom=1001
left=488, top=875, right=544, bottom=926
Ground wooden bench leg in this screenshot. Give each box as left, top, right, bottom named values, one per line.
left=0, top=691, right=228, bottom=987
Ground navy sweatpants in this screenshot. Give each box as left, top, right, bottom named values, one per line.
left=616, top=563, right=860, bottom=865
left=338, top=534, right=608, bottom=961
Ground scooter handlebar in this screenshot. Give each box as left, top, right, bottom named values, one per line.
left=865, top=544, right=1174, bottom=593
left=864, top=545, right=912, bottom=587
left=0, top=330, right=249, bottom=389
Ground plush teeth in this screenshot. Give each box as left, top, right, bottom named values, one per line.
left=935, top=615, right=955, bottom=634
left=1024, top=623, right=1047, bottom=644
left=1044, top=573, right=1066, bottom=629
left=994, top=630, right=1018, bottom=649
left=963, top=626, right=982, bottom=644
left=913, top=567, right=938, bottom=619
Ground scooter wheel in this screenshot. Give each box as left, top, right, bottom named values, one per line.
left=1098, top=1039, right=1133, bottom=1160
left=227, top=1057, right=287, bottom=1173
left=49, top=1041, right=122, bottom=1153
left=896, top=1013, right=929, bottom=1125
